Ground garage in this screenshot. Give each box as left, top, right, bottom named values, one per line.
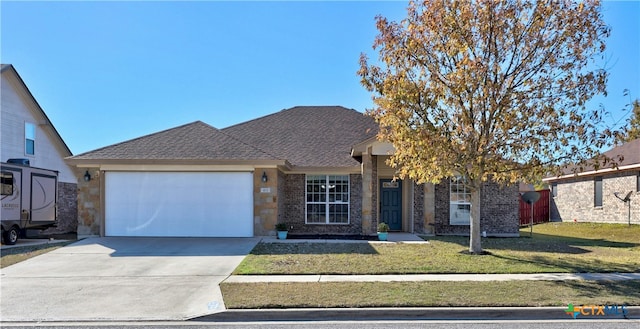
left=104, top=171, right=253, bottom=237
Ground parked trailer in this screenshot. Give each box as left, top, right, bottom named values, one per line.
left=1, top=159, right=58, bottom=245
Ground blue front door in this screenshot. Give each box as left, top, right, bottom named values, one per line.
left=380, top=179, right=402, bottom=231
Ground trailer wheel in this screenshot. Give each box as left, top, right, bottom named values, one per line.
left=2, top=226, right=19, bottom=245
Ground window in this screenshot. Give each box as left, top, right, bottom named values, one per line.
left=25, top=122, right=35, bottom=155
left=594, top=176, right=603, bottom=207
left=450, top=176, right=471, bottom=225
left=637, top=172, right=640, bottom=192
left=1, top=171, right=13, bottom=196
left=551, top=183, right=558, bottom=197
left=306, top=175, right=349, bottom=224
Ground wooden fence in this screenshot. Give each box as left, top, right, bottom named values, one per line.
left=519, top=189, right=550, bottom=226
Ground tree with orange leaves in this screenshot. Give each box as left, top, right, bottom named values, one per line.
left=359, top=0, right=615, bottom=253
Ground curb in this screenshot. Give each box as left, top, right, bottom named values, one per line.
left=193, top=306, right=640, bottom=322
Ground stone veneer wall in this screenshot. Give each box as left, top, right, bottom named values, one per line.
left=283, top=173, right=362, bottom=235
left=367, top=156, right=378, bottom=235
left=551, top=171, right=639, bottom=223
left=423, top=183, right=436, bottom=234
left=76, top=168, right=102, bottom=237
left=434, top=179, right=519, bottom=236
left=253, top=168, right=279, bottom=236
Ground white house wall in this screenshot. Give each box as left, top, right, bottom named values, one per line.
left=1, top=72, right=76, bottom=183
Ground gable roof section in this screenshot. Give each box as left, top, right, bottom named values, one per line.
left=607, top=138, right=640, bottom=166
left=1, top=64, right=72, bottom=156
left=68, top=121, right=281, bottom=163
left=545, top=138, right=640, bottom=181
left=222, top=106, right=379, bottom=168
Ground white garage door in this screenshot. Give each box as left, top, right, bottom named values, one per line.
left=105, top=172, right=253, bottom=237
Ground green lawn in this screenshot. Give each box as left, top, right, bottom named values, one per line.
left=234, top=223, right=640, bottom=275
left=221, top=280, right=640, bottom=308
left=223, top=223, right=640, bottom=309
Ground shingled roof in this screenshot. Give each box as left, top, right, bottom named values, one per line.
left=222, top=106, right=379, bottom=167
left=69, top=121, right=280, bottom=161
left=68, top=106, right=379, bottom=167
left=604, top=138, right=640, bottom=166
left=545, top=138, right=640, bottom=180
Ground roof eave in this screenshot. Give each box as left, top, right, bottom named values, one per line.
left=543, top=163, right=640, bottom=182
left=283, top=165, right=362, bottom=174
left=65, top=158, right=287, bottom=168
left=2, top=64, right=73, bottom=156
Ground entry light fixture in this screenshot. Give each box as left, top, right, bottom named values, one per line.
left=84, top=170, right=91, bottom=182
left=262, top=171, right=268, bottom=183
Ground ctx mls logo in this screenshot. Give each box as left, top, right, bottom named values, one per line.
left=564, top=303, right=628, bottom=319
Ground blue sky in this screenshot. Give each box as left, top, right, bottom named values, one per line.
left=2, top=1, right=638, bottom=155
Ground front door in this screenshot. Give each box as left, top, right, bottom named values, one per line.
left=380, top=179, right=402, bottom=231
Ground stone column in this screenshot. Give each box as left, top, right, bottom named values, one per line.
left=423, top=183, right=436, bottom=234
left=253, top=168, right=279, bottom=236
left=361, top=147, right=376, bottom=235
left=76, top=167, right=102, bottom=238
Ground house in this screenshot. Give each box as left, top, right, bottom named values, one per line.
left=544, top=139, right=640, bottom=224
left=1, top=64, right=77, bottom=233
left=66, top=106, right=519, bottom=238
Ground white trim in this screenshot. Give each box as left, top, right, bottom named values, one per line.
left=305, top=174, right=350, bottom=225
left=24, top=121, right=35, bottom=156
left=351, top=138, right=395, bottom=157
left=99, top=164, right=256, bottom=172
left=449, top=176, right=471, bottom=225
left=543, top=164, right=640, bottom=181
left=285, top=166, right=361, bottom=174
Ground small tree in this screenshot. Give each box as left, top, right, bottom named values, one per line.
left=359, top=0, right=616, bottom=253
left=618, top=97, right=640, bottom=143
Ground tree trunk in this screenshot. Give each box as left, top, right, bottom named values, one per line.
left=469, top=186, right=482, bottom=254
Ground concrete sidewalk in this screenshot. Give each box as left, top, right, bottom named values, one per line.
left=225, top=272, right=640, bottom=283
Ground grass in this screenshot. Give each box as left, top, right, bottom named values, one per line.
left=221, top=280, right=640, bottom=308
left=233, top=223, right=640, bottom=275
left=0, top=241, right=74, bottom=268
left=224, top=223, right=640, bottom=309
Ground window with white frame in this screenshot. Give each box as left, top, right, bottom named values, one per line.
left=450, top=176, right=471, bottom=225
left=25, top=122, right=35, bottom=155
left=306, top=175, right=349, bottom=224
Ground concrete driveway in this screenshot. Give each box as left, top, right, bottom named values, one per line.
left=0, top=237, right=260, bottom=321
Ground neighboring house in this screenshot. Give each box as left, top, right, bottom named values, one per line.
left=544, top=139, right=640, bottom=224
left=66, top=106, right=519, bottom=238
left=1, top=64, right=77, bottom=233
